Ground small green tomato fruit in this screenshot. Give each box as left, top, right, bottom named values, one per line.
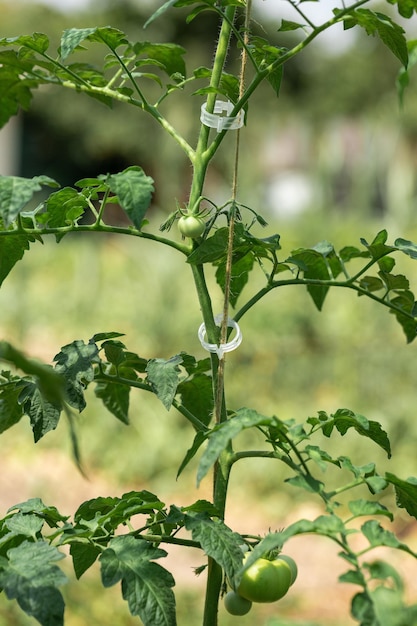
left=177, top=214, right=205, bottom=238
left=237, top=557, right=292, bottom=603
left=224, top=591, right=252, bottom=616
left=276, top=554, right=298, bottom=585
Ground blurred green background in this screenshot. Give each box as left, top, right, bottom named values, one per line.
left=1, top=0, right=417, bottom=624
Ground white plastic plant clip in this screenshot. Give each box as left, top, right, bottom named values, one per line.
left=198, top=314, right=242, bottom=359
left=200, top=100, right=245, bottom=133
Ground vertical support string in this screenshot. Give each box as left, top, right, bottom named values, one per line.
left=214, top=1, right=252, bottom=423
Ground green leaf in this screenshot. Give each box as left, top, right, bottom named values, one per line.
left=385, top=473, right=417, bottom=519
left=184, top=512, right=244, bottom=585
left=41, top=188, right=88, bottom=228
left=348, top=499, right=393, bottom=521
left=70, top=543, right=101, bottom=579
left=280, top=514, right=346, bottom=542
left=4, top=513, right=44, bottom=540
left=99, top=535, right=176, bottom=626
left=250, top=36, right=284, bottom=96
left=134, top=43, right=186, bottom=78
left=146, top=355, right=182, bottom=411
left=177, top=373, right=213, bottom=427
left=1, top=33, right=50, bottom=54
left=0, top=175, right=59, bottom=227
left=94, top=380, right=130, bottom=424
left=144, top=0, right=178, bottom=28
left=342, top=9, right=408, bottom=66
left=0, top=540, right=67, bottom=626
left=361, top=520, right=416, bottom=556
left=7, top=498, right=68, bottom=527
left=389, top=290, right=417, bottom=342
left=60, top=27, right=120, bottom=60
left=386, top=0, right=417, bottom=19
left=17, top=380, right=62, bottom=442
left=187, top=227, right=230, bottom=265
left=0, top=66, right=38, bottom=129
left=326, top=409, right=391, bottom=458
left=107, top=167, right=154, bottom=230
left=278, top=19, right=306, bottom=32
left=197, top=408, right=274, bottom=486
left=359, top=276, right=385, bottom=293
left=53, top=339, right=99, bottom=411
left=0, top=230, right=35, bottom=287
left=0, top=342, right=65, bottom=406
left=394, top=236, right=417, bottom=259
left=285, top=473, right=325, bottom=495
left=215, top=252, right=254, bottom=307
left=176, top=431, right=207, bottom=479
left=287, top=248, right=331, bottom=310
left=0, top=379, right=24, bottom=434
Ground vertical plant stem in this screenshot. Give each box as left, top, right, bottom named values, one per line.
left=186, top=8, right=237, bottom=626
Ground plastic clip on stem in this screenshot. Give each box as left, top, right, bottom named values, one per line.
left=200, top=100, right=245, bottom=133
left=198, top=314, right=242, bottom=360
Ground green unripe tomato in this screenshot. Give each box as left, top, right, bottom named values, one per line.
left=177, top=214, right=205, bottom=238
left=276, top=554, right=298, bottom=585
left=224, top=591, right=252, bottom=615
left=237, top=557, right=292, bottom=603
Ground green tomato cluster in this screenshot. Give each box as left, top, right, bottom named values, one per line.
left=224, top=554, right=298, bottom=616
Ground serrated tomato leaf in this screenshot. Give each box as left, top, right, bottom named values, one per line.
left=107, top=167, right=154, bottom=230
left=184, top=512, right=244, bottom=585
left=99, top=535, right=176, bottom=626
left=385, top=473, right=417, bottom=519
left=146, top=355, right=182, bottom=410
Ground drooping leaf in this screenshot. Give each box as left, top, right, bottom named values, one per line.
left=215, top=252, right=254, bottom=307
left=0, top=378, right=24, bottom=434
left=389, top=290, right=417, bottom=342
left=177, top=373, right=213, bottom=427
left=176, top=431, right=208, bottom=478
left=17, top=380, right=62, bottom=442
left=184, top=512, right=244, bottom=585
left=99, top=535, right=176, bottom=626
left=0, top=230, right=35, bottom=287
left=60, top=27, right=127, bottom=60
left=0, top=540, right=67, bottom=626
left=107, top=167, right=154, bottom=230
left=287, top=248, right=331, bottom=310
left=385, top=473, right=417, bottom=519
left=53, top=340, right=99, bottom=411
left=70, top=543, right=102, bottom=579
left=323, top=409, right=392, bottom=458
left=94, top=380, right=130, bottom=424
left=146, top=355, right=182, bottom=410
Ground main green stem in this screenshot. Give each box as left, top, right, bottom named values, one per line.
left=186, top=8, right=236, bottom=626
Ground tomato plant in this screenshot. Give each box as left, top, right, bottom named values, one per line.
left=0, top=2, right=417, bottom=626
